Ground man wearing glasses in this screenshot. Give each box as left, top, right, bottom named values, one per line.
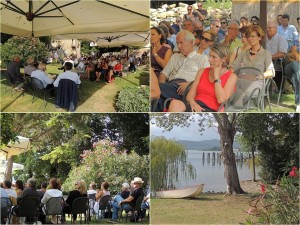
left=218, top=17, right=228, bottom=42
left=172, top=16, right=183, bottom=35
left=221, top=21, right=243, bottom=54
left=194, top=2, right=207, bottom=22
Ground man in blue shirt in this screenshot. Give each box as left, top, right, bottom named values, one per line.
left=278, top=14, right=299, bottom=51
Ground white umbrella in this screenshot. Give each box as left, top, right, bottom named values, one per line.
left=54, top=32, right=150, bottom=47
left=0, top=161, right=24, bottom=173
left=0, top=0, right=149, bottom=37
left=1, top=136, right=31, bottom=158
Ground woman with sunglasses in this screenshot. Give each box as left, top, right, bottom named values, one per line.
left=197, top=30, right=217, bottom=57
left=150, top=26, right=172, bottom=77
left=168, top=43, right=237, bottom=112
left=228, top=26, right=251, bottom=67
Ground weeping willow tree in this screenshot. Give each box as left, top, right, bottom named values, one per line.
left=151, top=136, right=196, bottom=192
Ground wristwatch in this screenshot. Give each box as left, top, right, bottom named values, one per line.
left=154, top=53, right=158, bottom=57
left=214, top=79, right=221, bottom=83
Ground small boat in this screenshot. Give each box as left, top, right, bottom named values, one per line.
left=155, top=184, right=205, bottom=199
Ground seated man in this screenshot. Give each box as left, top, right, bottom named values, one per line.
left=266, top=21, right=288, bottom=88
left=53, top=62, right=81, bottom=87
left=7, top=55, right=25, bottom=91
left=108, top=177, right=145, bottom=224
left=31, top=63, right=55, bottom=98
left=155, top=30, right=209, bottom=111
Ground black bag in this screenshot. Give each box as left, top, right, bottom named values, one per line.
left=129, top=211, right=139, bottom=223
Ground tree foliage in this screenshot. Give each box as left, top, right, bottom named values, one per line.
left=62, top=139, right=149, bottom=194
left=238, top=113, right=299, bottom=183
left=1, top=36, right=48, bottom=67
left=151, top=136, right=196, bottom=192
left=1, top=113, right=149, bottom=185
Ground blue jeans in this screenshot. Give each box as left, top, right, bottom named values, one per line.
left=285, top=61, right=300, bottom=104
left=111, top=195, right=133, bottom=221
left=155, top=81, right=185, bottom=111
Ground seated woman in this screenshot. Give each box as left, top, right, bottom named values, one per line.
left=85, top=57, right=95, bottom=80
left=95, top=59, right=102, bottom=82
left=150, top=26, right=172, bottom=77
left=168, top=43, right=237, bottom=112
left=62, top=180, right=87, bottom=224
left=107, top=56, right=118, bottom=83
left=197, top=30, right=217, bottom=57
left=228, top=26, right=251, bottom=67
left=95, top=182, right=110, bottom=202
left=41, top=178, right=62, bottom=224
left=284, top=45, right=300, bottom=112
left=100, top=58, right=108, bottom=79
left=229, top=25, right=274, bottom=107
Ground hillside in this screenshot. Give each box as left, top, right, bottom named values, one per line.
left=178, top=139, right=240, bottom=151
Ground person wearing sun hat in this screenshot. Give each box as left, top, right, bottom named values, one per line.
left=108, top=177, right=145, bottom=224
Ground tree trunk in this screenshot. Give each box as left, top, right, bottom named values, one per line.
left=252, top=146, right=256, bottom=182
left=4, top=156, right=13, bottom=181
left=217, top=114, right=246, bottom=195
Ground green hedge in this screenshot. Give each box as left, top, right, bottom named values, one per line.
left=116, top=86, right=150, bottom=112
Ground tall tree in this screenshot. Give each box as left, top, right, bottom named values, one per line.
left=153, top=113, right=246, bottom=195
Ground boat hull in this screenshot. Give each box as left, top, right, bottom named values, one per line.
left=155, top=184, right=205, bottom=199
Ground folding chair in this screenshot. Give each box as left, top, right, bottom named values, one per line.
left=87, top=194, right=96, bottom=221
left=96, top=195, right=111, bottom=222
left=30, top=77, right=54, bottom=107
left=1, top=197, right=12, bottom=224
left=3, top=71, right=24, bottom=94
left=43, top=197, right=64, bottom=224
left=71, top=197, right=89, bottom=224
left=9, top=197, right=40, bottom=224
left=120, top=195, right=144, bottom=223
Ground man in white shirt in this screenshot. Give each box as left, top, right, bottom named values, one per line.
left=155, top=30, right=209, bottom=111
left=278, top=14, right=299, bottom=51
left=53, top=62, right=81, bottom=87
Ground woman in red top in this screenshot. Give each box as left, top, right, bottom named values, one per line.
left=168, top=43, right=237, bottom=112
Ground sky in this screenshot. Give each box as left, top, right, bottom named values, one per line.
left=150, top=116, right=219, bottom=141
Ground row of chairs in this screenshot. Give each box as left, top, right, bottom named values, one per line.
left=3, top=72, right=79, bottom=111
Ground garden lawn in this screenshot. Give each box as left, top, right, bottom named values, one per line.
left=0, top=64, right=149, bottom=112
left=151, top=193, right=258, bottom=224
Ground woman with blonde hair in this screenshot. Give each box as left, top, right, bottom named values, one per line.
left=62, top=180, right=87, bottom=223
left=169, top=43, right=237, bottom=112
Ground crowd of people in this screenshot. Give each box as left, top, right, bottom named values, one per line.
left=0, top=176, right=149, bottom=224
left=151, top=2, right=299, bottom=112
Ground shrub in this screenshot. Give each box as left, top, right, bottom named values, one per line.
left=1, top=36, right=48, bottom=67
left=62, top=139, right=149, bottom=194
left=116, top=86, right=149, bottom=112
left=246, top=166, right=300, bottom=224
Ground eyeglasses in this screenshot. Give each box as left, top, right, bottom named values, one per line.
left=198, top=5, right=203, bottom=7
left=247, top=35, right=259, bottom=38
left=201, top=36, right=212, bottom=42
left=215, top=25, right=220, bottom=28
left=221, top=22, right=227, bottom=24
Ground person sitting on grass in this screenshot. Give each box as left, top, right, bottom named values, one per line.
left=108, top=177, right=145, bottom=224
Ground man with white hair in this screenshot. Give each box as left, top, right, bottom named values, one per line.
left=155, top=30, right=209, bottom=111
left=108, top=177, right=145, bottom=224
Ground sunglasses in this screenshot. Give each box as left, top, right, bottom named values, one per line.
left=221, top=22, right=227, bottom=24
left=215, top=25, right=220, bottom=28
left=201, top=36, right=212, bottom=42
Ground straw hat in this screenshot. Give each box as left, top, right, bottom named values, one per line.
left=132, top=177, right=144, bottom=184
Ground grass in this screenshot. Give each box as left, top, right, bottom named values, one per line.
left=0, top=64, right=149, bottom=112
left=151, top=193, right=257, bottom=224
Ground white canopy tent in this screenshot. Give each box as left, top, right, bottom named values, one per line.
left=0, top=0, right=149, bottom=37
left=1, top=136, right=31, bottom=159
left=53, top=32, right=150, bottom=47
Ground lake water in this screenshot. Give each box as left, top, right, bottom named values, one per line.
left=175, top=150, right=260, bottom=192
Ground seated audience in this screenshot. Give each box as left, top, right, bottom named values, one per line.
left=284, top=45, right=300, bottom=112
left=172, top=16, right=183, bottom=34
left=53, top=62, right=81, bottom=87
left=229, top=26, right=251, bottom=67
left=3, top=180, right=17, bottom=199
left=7, top=55, right=25, bottom=91
left=108, top=177, right=145, bottom=224
left=62, top=180, right=87, bottom=223
left=278, top=14, right=298, bottom=51
left=240, top=16, right=250, bottom=28
left=250, top=16, right=260, bottom=25
left=155, top=30, right=209, bottom=112
left=193, top=29, right=203, bottom=50
left=197, top=30, right=217, bottom=57
left=24, top=57, right=36, bottom=76
left=218, top=17, right=228, bottom=42
left=15, top=180, right=24, bottom=198
left=31, top=63, right=55, bottom=98
left=95, top=182, right=110, bottom=202
left=168, top=43, right=236, bottom=112
left=151, top=27, right=172, bottom=77
left=222, top=21, right=243, bottom=55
